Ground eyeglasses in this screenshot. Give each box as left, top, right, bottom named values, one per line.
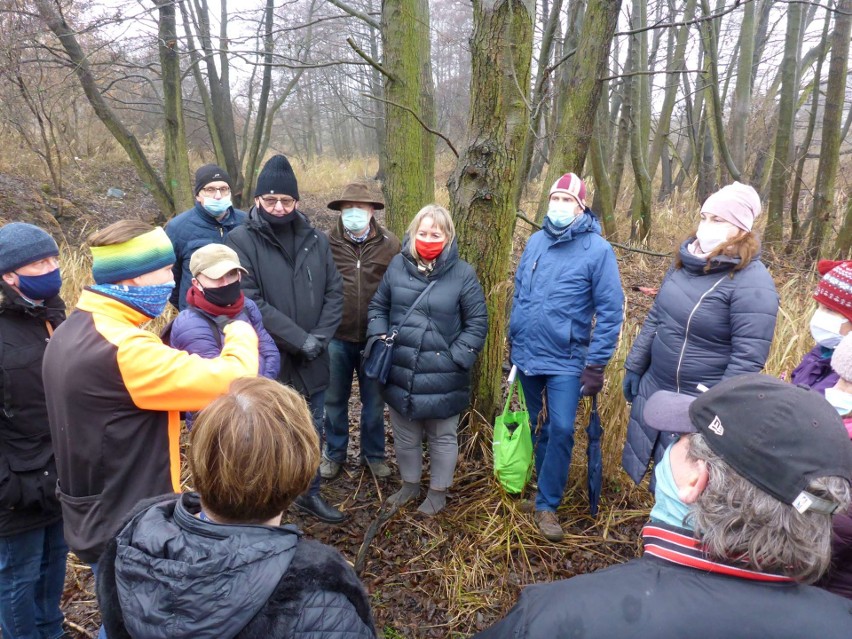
left=201, top=186, right=231, bottom=196
left=260, top=196, right=296, bottom=208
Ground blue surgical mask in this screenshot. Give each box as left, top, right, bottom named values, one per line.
left=90, top=281, right=175, bottom=319
left=16, top=269, right=62, bottom=301
left=825, top=387, right=852, bottom=417
left=546, top=203, right=577, bottom=227
left=203, top=197, right=232, bottom=215
left=341, top=207, right=371, bottom=233
left=650, top=443, right=693, bottom=529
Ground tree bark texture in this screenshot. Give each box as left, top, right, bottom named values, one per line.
left=535, top=0, right=622, bottom=223
left=728, top=0, right=755, bottom=171
left=448, top=0, right=534, bottom=425
left=628, top=0, right=651, bottom=241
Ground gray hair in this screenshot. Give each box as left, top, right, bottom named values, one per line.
left=687, top=433, right=851, bottom=584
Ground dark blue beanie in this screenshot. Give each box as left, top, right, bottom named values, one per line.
left=254, top=155, right=300, bottom=200
left=0, top=223, right=59, bottom=274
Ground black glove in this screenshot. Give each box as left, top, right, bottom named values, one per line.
left=212, top=315, right=234, bottom=331
left=300, top=334, right=323, bottom=361
left=580, top=365, right=606, bottom=396
left=623, top=370, right=642, bottom=403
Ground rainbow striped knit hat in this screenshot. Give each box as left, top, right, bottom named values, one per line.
left=90, top=227, right=176, bottom=284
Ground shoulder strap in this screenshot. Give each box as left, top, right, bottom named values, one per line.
left=391, top=281, right=436, bottom=336
left=190, top=308, right=223, bottom=350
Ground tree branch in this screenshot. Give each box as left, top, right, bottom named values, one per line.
left=324, top=0, right=381, bottom=29
left=361, top=92, right=459, bottom=157
left=347, top=36, right=397, bottom=80
left=615, top=0, right=753, bottom=36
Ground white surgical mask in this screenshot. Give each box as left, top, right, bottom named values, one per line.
left=695, top=221, right=735, bottom=254
left=546, top=202, right=577, bottom=227
left=810, top=307, right=847, bottom=349
left=825, top=387, right=852, bottom=417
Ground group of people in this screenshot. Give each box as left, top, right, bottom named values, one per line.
left=0, top=151, right=850, bottom=638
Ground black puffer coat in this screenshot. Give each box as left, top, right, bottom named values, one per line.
left=227, top=209, right=343, bottom=396
left=367, top=237, right=487, bottom=420
left=0, top=284, right=65, bottom=536
left=621, top=239, right=779, bottom=483
left=97, top=493, right=376, bottom=639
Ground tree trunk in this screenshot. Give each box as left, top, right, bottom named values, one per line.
left=765, top=0, right=803, bottom=245
left=382, top=0, right=434, bottom=237
left=834, top=194, right=852, bottom=258
left=449, top=0, right=534, bottom=425
left=589, top=89, right=617, bottom=239
left=728, top=0, right=756, bottom=171
left=34, top=0, right=174, bottom=221
left=242, top=0, right=274, bottom=202
left=536, top=0, right=622, bottom=223
left=807, top=0, right=852, bottom=258
left=157, top=0, right=193, bottom=214
left=628, top=0, right=651, bottom=241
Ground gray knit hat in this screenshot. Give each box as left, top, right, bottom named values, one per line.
left=0, top=223, right=59, bottom=274
left=831, top=333, right=852, bottom=382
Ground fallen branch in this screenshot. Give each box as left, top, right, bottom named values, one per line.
left=354, top=501, right=401, bottom=575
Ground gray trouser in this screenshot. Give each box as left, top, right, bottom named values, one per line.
left=388, top=407, right=459, bottom=490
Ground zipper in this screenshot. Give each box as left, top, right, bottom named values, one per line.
left=675, top=276, right=727, bottom=393
left=219, top=227, right=223, bottom=238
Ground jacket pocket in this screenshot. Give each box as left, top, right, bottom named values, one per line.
left=57, top=485, right=106, bottom=561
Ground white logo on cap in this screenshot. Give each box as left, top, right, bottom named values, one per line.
left=792, top=493, right=813, bottom=514
left=708, top=415, right=724, bottom=436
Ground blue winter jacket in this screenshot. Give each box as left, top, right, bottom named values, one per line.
left=509, top=212, right=624, bottom=376
left=165, top=203, right=247, bottom=310
left=621, top=239, right=779, bottom=484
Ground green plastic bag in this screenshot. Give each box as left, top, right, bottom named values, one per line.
left=493, top=375, right=533, bottom=494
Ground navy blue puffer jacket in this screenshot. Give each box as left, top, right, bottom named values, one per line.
left=621, top=239, right=779, bottom=483
left=366, top=237, right=487, bottom=420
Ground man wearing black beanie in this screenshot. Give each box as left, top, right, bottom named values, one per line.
left=227, top=154, right=346, bottom=524
left=165, top=163, right=247, bottom=310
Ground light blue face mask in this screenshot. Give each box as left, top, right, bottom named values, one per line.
left=650, top=442, right=694, bottom=529
left=825, top=387, right=852, bottom=417
left=341, top=207, right=371, bottom=233
left=203, top=197, right=232, bottom=215
left=546, top=202, right=577, bottom=227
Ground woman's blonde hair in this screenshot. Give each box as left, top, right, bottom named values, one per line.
left=675, top=230, right=760, bottom=274
left=406, top=204, right=455, bottom=261
left=188, top=377, right=320, bottom=523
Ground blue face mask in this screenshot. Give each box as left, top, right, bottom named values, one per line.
left=203, top=197, right=232, bottom=215
left=16, top=269, right=62, bottom=300
left=341, top=207, right=371, bottom=233
left=90, top=282, right=175, bottom=319
left=650, top=442, right=693, bottom=529
left=546, top=202, right=577, bottom=227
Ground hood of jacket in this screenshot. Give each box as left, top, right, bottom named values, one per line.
left=113, top=493, right=300, bottom=639
left=400, top=234, right=460, bottom=279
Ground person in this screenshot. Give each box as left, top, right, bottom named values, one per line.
left=367, top=204, right=487, bottom=515
left=96, top=377, right=377, bottom=639
left=166, top=164, right=247, bottom=310
left=42, top=220, right=259, bottom=573
left=792, top=260, right=852, bottom=393
left=622, top=182, right=779, bottom=488
left=167, top=243, right=280, bottom=427
left=508, top=173, right=624, bottom=541
left=0, top=224, right=67, bottom=639
left=474, top=374, right=852, bottom=639
left=227, top=154, right=346, bottom=524
left=819, top=333, right=852, bottom=599
left=322, top=182, right=400, bottom=480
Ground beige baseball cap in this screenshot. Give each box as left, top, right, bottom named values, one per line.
left=189, top=244, right=248, bottom=279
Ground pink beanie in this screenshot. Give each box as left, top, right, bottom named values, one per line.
left=549, top=173, right=586, bottom=208
left=831, top=333, right=852, bottom=382
left=700, top=182, right=761, bottom=232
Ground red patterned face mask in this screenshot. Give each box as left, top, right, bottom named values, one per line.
left=415, top=239, right=444, bottom=261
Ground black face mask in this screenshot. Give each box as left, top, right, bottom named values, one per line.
left=202, top=279, right=242, bottom=306
left=259, top=208, right=296, bottom=228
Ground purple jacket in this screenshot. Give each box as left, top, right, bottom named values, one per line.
left=791, top=346, right=838, bottom=394
left=821, top=512, right=852, bottom=600
left=169, top=298, right=280, bottom=380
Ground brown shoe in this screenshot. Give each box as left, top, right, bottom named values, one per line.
left=535, top=510, right=564, bottom=542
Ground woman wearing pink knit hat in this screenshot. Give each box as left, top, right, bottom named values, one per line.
left=622, top=182, right=779, bottom=489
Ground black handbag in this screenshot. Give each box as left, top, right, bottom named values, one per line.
left=362, top=281, right=436, bottom=384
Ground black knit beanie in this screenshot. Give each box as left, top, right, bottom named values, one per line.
left=254, top=155, right=300, bottom=200
left=194, top=164, right=232, bottom=195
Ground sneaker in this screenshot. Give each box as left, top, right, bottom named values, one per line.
left=363, top=459, right=392, bottom=478
left=535, top=510, right=564, bottom=542
left=319, top=457, right=341, bottom=479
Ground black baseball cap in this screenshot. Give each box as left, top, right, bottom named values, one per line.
left=644, top=374, right=852, bottom=515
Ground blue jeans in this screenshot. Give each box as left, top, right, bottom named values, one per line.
left=89, top=562, right=108, bottom=639
left=325, top=339, right=386, bottom=463
left=307, top=390, right=325, bottom=496
left=0, top=520, right=68, bottom=639
left=518, top=372, right=582, bottom=512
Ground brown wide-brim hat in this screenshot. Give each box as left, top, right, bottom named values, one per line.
left=327, top=182, right=385, bottom=211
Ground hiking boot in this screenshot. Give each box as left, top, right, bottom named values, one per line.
left=319, top=457, right=341, bottom=479
left=535, top=510, right=564, bottom=542
left=363, top=458, right=392, bottom=478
